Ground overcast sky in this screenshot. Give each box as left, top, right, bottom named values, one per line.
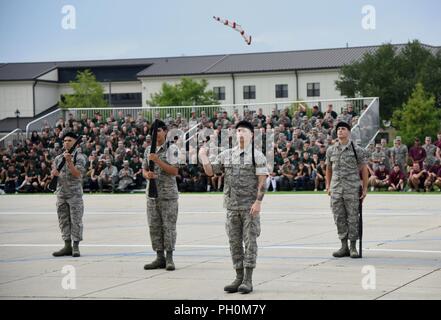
left=1, top=0, right=440, bottom=62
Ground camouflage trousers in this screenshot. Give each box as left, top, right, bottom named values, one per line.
left=330, top=192, right=359, bottom=241
left=146, top=198, right=178, bottom=252
left=56, top=195, right=84, bottom=242
left=226, top=209, right=261, bottom=269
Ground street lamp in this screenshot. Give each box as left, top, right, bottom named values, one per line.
left=15, top=109, right=20, bottom=129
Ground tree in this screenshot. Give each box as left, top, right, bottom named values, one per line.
left=60, top=69, right=108, bottom=109
left=392, top=83, right=441, bottom=146
left=336, top=40, right=441, bottom=120
left=147, top=78, right=219, bottom=106
left=420, top=51, right=441, bottom=108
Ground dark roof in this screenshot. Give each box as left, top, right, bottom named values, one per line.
left=136, top=55, right=227, bottom=77
left=0, top=59, right=159, bottom=82
left=137, top=44, right=441, bottom=77
left=1, top=43, right=439, bottom=81
left=56, top=58, right=159, bottom=68
left=0, top=62, right=57, bottom=81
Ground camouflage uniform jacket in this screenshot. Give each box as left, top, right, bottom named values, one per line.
left=143, top=143, right=180, bottom=200
left=54, top=149, right=87, bottom=197
left=326, top=140, right=367, bottom=195
left=211, top=144, right=269, bottom=210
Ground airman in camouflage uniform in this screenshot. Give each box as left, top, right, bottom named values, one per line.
left=326, top=122, right=369, bottom=259
left=142, top=120, right=180, bottom=271
left=380, top=138, right=392, bottom=171
left=370, top=144, right=386, bottom=171
left=339, top=107, right=352, bottom=124
left=117, top=160, right=134, bottom=192
left=423, top=136, right=437, bottom=169
left=300, top=116, right=313, bottom=134
left=391, top=136, right=408, bottom=173
left=200, top=120, right=269, bottom=294
left=52, top=132, right=87, bottom=258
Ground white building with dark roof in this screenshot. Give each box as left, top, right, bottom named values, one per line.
left=0, top=43, right=439, bottom=131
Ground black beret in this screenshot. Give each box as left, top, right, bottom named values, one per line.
left=235, top=120, right=254, bottom=133
left=151, top=119, right=167, bottom=132
left=63, top=132, right=78, bottom=139
left=336, top=121, right=351, bottom=131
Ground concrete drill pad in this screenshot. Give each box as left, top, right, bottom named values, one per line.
left=0, top=193, right=440, bottom=300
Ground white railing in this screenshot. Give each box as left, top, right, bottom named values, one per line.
left=184, top=122, right=202, bottom=143
left=24, top=97, right=379, bottom=139
left=0, top=128, right=25, bottom=148
left=25, top=108, right=63, bottom=137
left=351, top=97, right=380, bottom=148
left=65, top=97, right=375, bottom=122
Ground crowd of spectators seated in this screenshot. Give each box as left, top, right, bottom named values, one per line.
left=1, top=104, right=441, bottom=194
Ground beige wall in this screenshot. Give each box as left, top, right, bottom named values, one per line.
left=140, top=69, right=344, bottom=111
left=0, top=69, right=345, bottom=121
left=34, top=82, right=59, bottom=115
left=0, top=81, right=34, bottom=120
left=141, top=74, right=234, bottom=107
left=37, top=69, right=58, bottom=82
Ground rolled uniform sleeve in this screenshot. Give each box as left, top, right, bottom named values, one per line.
left=255, top=150, right=269, bottom=176
left=211, top=150, right=226, bottom=175
left=74, top=153, right=87, bottom=177
left=166, top=144, right=180, bottom=168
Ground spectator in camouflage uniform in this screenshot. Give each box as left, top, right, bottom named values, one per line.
left=391, top=137, right=408, bottom=174
left=98, top=160, right=118, bottom=192
left=326, top=122, right=369, bottom=259
left=370, top=144, right=386, bottom=171
left=300, top=116, right=312, bottom=134
left=422, top=136, right=437, bottom=169
left=339, top=107, right=352, bottom=124
left=380, top=138, right=392, bottom=171
left=199, top=120, right=269, bottom=294
left=143, top=120, right=180, bottom=271
left=51, top=132, right=87, bottom=258
left=117, top=160, right=134, bottom=192
left=280, top=158, right=296, bottom=191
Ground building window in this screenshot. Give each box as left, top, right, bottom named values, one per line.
left=243, top=85, right=256, bottom=100
left=213, top=86, right=226, bottom=101
left=103, top=92, right=142, bottom=106
left=275, top=84, right=288, bottom=98
left=307, top=83, right=320, bottom=97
